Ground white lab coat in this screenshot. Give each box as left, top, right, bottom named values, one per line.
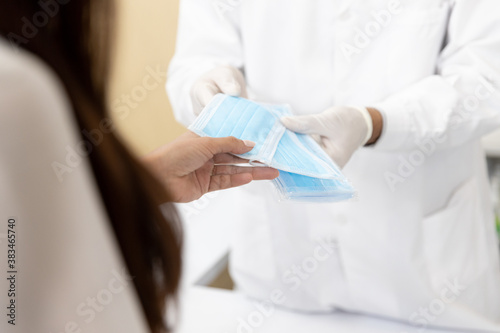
left=167, top=0, right=500, bottom=331
left=0, top=38, right=149, bottom=332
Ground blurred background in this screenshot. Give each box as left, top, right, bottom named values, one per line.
left=109, top=0, right=186, bottom=156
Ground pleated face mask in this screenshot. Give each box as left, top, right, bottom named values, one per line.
left=189, top=94, right=355, bottom=202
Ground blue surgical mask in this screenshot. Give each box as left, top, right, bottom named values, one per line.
left=189, top=94, right=355, bottom=202
left=273, top=171, right=355, bottom=202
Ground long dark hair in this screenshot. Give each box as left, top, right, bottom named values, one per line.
left=0, top=1, right=182, bottom=332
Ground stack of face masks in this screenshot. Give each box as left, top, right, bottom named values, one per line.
left=189, top=94, right=355, bottom=202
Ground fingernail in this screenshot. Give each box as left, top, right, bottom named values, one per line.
left=243, top=140, right=256, bottom=147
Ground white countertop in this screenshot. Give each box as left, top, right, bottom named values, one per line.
left=176, top=286, right=462, bottom=333
left=175, top=189, right=237, bottom=286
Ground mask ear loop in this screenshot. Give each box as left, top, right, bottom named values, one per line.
left=213, top=160, right=268, bottom=168
left=250, top=160, right=268, bottom=167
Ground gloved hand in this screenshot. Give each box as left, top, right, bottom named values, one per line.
left=281, top=106, right=381, bottom=169
left=191, top=65, right=248, bottom=115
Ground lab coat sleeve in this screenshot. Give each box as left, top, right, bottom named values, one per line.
left=374, top=0, right=500, bottom=151
left=166, top=0, right=244, bottom=126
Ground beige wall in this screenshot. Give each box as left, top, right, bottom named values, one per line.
left=109, top=0, right=186, bottom=156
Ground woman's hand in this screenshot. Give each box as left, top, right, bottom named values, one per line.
left=143, top=132, right=279, bottom=203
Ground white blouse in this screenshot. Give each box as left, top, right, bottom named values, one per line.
left=0, top=38, right=149, bottom=332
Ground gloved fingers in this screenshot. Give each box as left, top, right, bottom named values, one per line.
left=326, top=106, right=373, bottom=146
left=214, top=77, right=242, bottom=96
left=239, top=82, right=248, bottom=99
left=233, top=67, right=248, bottom=98
left=191, top=66, right=248, bottom=115
left=198, top=82, right=221, bottom=107
left=191, top=81, right=220, bottom=115
left=310, top=134, right=322, bottom=145
left=319, top=138, right=348, bottom=169
left=280, top=115, right=329, bottom=136
left=213, top=67, right=247, bottom=98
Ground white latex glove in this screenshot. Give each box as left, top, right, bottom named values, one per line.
left=281, top=106, right=374, bottom=169
left=190, top=65, right=248, bottom=115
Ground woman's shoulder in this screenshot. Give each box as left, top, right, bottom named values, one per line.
left=0, top=37, right=71, bottom=124
left=0, top=37, right=62, bottom=86
left=0, top=37, right=79, bottom=182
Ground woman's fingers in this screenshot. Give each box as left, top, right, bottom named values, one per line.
left=201, top=136, right=256, bottom=156
left=211, top=165, right=279, bottom=179
left=177, top=131, right=200, bottom=141
left=208, top=165, right=279, bottom=192
left=212, top=153, right=250, bottom=165
left=249, top=167, right=280, bottom=180
left=208, top=174, right=253, bottom=192
left=209, top=150, right=279, bottom=192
